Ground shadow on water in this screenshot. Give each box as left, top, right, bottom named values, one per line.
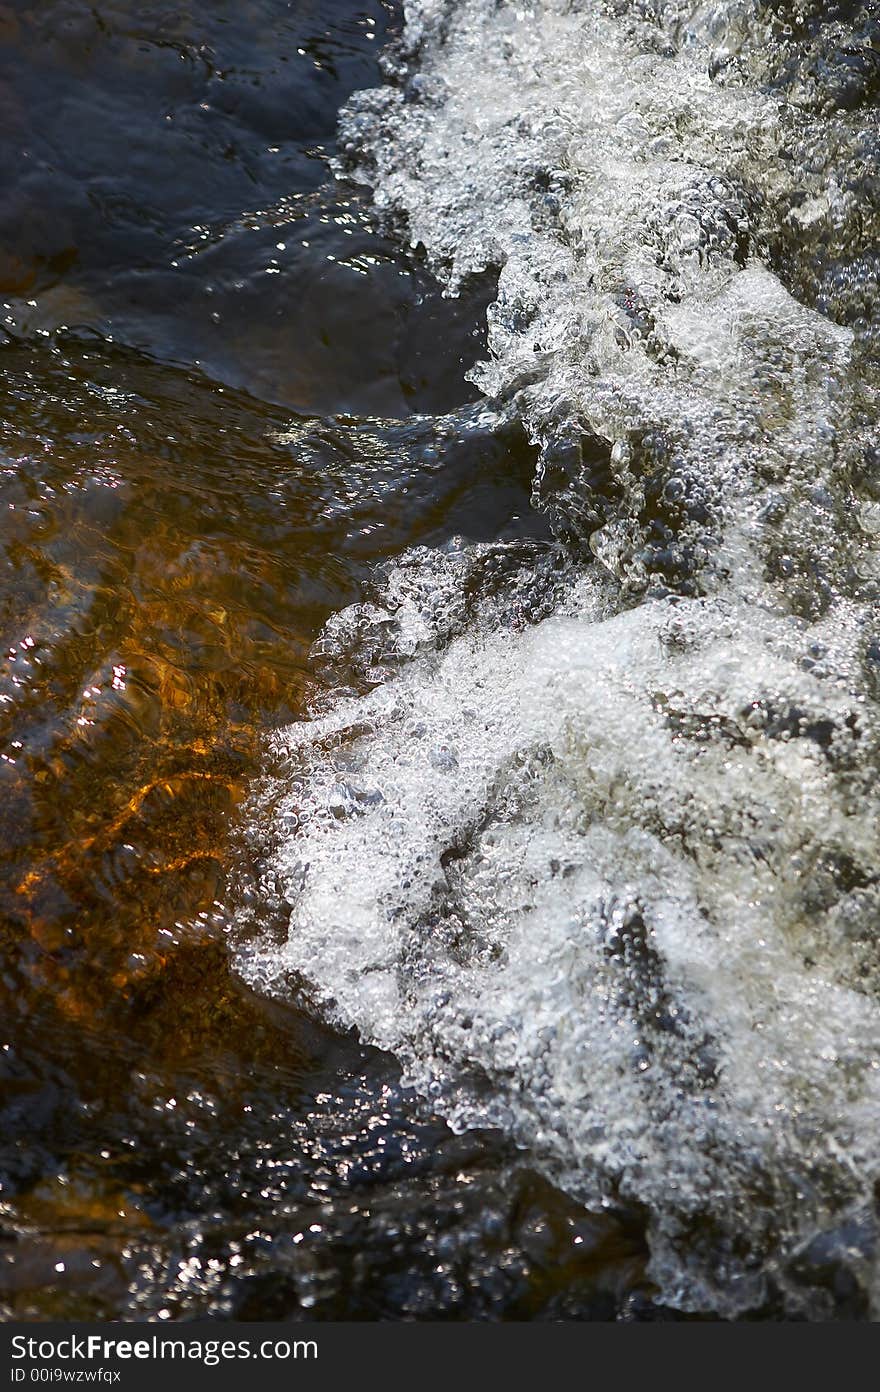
left=0, top=0, right=654, bottom=1319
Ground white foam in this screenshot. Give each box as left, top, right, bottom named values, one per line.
left=237, top=1, right=880, bottom=1312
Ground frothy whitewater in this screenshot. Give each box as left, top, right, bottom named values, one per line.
left=236, top=1, right=880, bottom=1314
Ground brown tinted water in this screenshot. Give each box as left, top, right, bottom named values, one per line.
left=0, top=0, right=651, bottom=1319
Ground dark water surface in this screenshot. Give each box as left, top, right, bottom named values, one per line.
left=0, top=0, right=650, bottom=1319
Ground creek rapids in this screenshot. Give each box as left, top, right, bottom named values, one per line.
left=1, top=0, right=879, bottom=1321
left=235, top=0, right=880, bottom=1317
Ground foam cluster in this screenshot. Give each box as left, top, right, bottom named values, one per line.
left=238, top=1, right=880, bottom=1313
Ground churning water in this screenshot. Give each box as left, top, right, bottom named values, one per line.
left=236, top=0, right=880, bottom=1314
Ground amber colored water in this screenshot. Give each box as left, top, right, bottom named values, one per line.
left=0, top=0, right=653, bottom=1320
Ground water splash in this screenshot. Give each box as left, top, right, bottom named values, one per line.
left=237, top=0, right=880, bottom=1313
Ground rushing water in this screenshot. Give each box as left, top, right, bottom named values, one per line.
left=2, top=0, right=879, bottom=1321
left=2, top=0, right=636, bottom=1322
left=236, top=0, right=880, bottom=1317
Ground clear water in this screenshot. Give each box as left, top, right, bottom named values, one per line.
left=4, top=0, right=880, bottom=1321
left=4, top=0, right=630, bottom=1322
